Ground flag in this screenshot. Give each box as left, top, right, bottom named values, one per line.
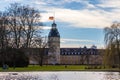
left=49, top=16, right=54, bottom=20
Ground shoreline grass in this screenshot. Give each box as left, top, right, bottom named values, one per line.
left=0, top=65, right=119, bottom=72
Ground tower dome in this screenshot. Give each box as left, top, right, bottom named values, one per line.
left=48, top=22, right=60, bottom=37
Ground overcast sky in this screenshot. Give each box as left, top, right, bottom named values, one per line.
left=0, top=0, right=120, bottom=48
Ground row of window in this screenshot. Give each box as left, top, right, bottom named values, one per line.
left=61, top=49, right=97, bottom=52
left=60, top=51, right=98, bottom=55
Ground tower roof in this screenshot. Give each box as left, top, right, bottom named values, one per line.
left=48, top=22, right=60, bottom=37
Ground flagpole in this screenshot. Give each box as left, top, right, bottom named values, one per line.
left=53, top=11, right=55, bottom=23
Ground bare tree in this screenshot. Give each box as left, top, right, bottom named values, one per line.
left=19, top=5, right=41, bottom=48
left=0, top=3, right=45, bottom=67
left=6, top=3, right=24, bottom=48
left=7, top=3, right=41, bottom=48
left=32, top=36, right=48, bottom=66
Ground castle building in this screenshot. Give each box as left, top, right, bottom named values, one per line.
left=47, top=22, right=103, bottom=65
left=27, top=22, right=103, bottom=65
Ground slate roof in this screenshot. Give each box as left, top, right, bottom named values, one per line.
left=60, top=48, right=98, bottom=55
left=45, top=48, right=98, bottom=55
left=48, top=23, right=60, bottom=37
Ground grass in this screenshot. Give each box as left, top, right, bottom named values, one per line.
left=0, top=65, right=119, bottom=72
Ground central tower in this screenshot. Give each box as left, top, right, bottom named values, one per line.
left=48, top=21, right=60, bottom=64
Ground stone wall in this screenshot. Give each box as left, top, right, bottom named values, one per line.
left=60, top=55, right=103, bottom=65
left=22, top=48, right=104, bottom=65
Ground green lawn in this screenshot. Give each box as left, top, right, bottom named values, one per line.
left=0, top=65, right=119, bottom=72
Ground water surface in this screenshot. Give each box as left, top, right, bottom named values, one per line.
left=0, top=71, right=119, bottom=80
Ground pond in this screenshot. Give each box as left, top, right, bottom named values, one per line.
left=0, top=71, right=119, bottom=80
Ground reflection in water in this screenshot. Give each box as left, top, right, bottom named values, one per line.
left=50, top=74, right=59, bottom=80
left=103, top=72, right=120, bottom=80
left=0, top=72, right=119, bottom=80
left=0, top=73, right=39, bottom=80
